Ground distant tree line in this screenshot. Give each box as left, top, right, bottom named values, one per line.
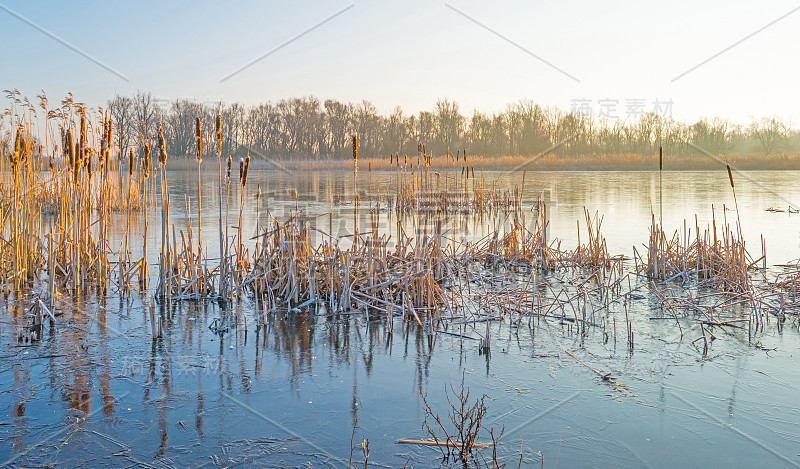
left=94, top=91, right=800, bottom=161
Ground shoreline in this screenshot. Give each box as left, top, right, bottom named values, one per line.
left=163, top=152, right=800, bottom=172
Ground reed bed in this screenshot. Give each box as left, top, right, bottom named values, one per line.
left=4, top=93, right=799, bottom=359
left=0, top=98, right=151, bottom=299
left=634, top=207, right=764, bottom=293
left=390, top=165, right=523, bottom=216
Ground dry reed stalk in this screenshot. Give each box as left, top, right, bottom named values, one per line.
left=214, top=114, right=228, bottom=299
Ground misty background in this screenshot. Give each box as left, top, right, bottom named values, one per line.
left=1, top=0, right=799, bottom=126
left=99, top=91, right=795, bottom=161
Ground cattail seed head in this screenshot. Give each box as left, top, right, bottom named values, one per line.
left=195, top=117, right=202, bottom=163
left=66, top=129, right=74, bottom=167
left=102, top=119, right=111, bottom=167
left=659, top=145, right=663, bottom=171
left=129, top=148, right=134, bottom=176
left=19, top=130, right=28, bottom=164
left=106, top=119, right=113, bottom=151
left=226, top=155, right=232, bottom=184
left=239, top=157, right=244, bottom=184
left=73, top=141, right=81, bottom=180
left=79, top=111, right=86, bottom=147
left=243, top=154, right=250, bottom=186
left=157, top=123, right=167, bottom=165
left=727, top=164, right=734, bottom=189
left=11, top=127, right=20, bottom=167
left=144, top=140, right=150, bottom=174
left=352, top=132, right=358, bottom=176
left=215, top=114, right=222, bottom=157
left=100, top=135, right=107, bottom=164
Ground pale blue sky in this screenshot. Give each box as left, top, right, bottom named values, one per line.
left=1, top=0, right=798, bottom=125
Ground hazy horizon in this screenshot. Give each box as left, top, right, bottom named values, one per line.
left=2, top=1, right=799, bottom=126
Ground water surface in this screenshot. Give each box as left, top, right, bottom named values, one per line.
left=2, top=169, right=800, bottom=468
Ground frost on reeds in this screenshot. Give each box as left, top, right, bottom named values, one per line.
left=636, top=161, right=759, bottom=293
left=6, top=91, right=800, bottom=355
left=635, top=208, right=759, bottom=292
left=244, top=212, right=447, bottom=322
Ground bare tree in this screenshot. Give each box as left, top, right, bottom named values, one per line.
left=108, top=95, right=133, bottom=159
left=88, top=92, right=799, bottom=161
left=163, top=99, right=196, bottom=158
left=133, top=90, right=157, bottom=147
left=749, top=116, right=790, bottom=156
left=435, top=98, right=464, bottom=155
left=690, top=118, right=735, bottom=155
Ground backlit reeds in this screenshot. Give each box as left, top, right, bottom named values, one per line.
left=4, top=91, right=796, bottom=355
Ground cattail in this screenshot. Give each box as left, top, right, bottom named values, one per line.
left=390, top=153, right=393, bottom=165
left=216, top=114, right=222, bottom=157
left=157, top=123, right=167, bottom=164
left=242, top=154, right=250, bottom=186
left=77, top=138, right=84, bottom=168
left=102, top=119, right=112, bottom=167
left=106, top=119, right=113, bottom=153
left=659, top=146, right=663, bottom=171
left=78, top=112, right=86, bottom=172
left=100, top=121, right=108, bottom=154
left=727, top=164, right=734, bottom=189
left=18, top=128, right=28, bottom=164
left=66, top=129, right=74, bottom=167
left=144, top=140, right=150, bottom=174
left=129, top=149, right=134, bottom=176
left=11, top=127, right=20, bottom=167
left=238, top=158, right=244, bottom=184
left=352, top=132, right=358, bottom=176
left=79, top=111, right=86, bottom=149
left=226, top=155, right=232, bottom=184
left=100, top=134, right=107, bottom=166
left=195, top=117, right=202, bottom=163
left=73, top=141, right=81, bottom=180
